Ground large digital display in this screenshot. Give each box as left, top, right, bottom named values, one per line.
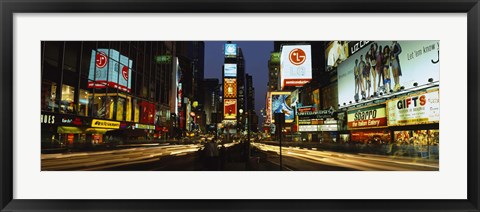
left=224, top=43, right=237, bottom=58
left=386, top=88, right=440, bottom=126
left=88, top=49, right=133, bottom=92
left=270, top=91, right=298, bottom=123
left=347, top=104, right=387, bottom=130
left=224, top=64, right=237, bottom=77
left=224, top=78, right=237, bottom=98
left=280, top=45, right=312, bottom=89
left=337, top=41, right=440, bottom=105
left=326, top=41, right=349, bottom=71
left=224, top=99, right=237, bottom=120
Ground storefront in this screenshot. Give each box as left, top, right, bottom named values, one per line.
left=41, top=111, right=122, bottom=149
left=297, top=107, right=338, bottom=142
left=386, top=88, right=440, bottom=158
left=347, top=104, right=390, bottom=144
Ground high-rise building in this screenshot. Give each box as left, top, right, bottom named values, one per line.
left=176, top=41, right=205, bottom=132
left=267, top=52, right=280, bottom=91
left=41, top=41, right=176, bottom=150
left=222, top=42, right=245, bottom=133
left=246, top=74, right=258, bottom=132
left=203, top=78, right=220, bottom=125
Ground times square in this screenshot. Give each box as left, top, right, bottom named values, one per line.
left=41, top=41, right=439, bottom=171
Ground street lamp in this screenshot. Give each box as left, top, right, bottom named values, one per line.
left=239, top=109, right=244, bottom=136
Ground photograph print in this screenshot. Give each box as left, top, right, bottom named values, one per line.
left=41, top=40, right=439, bottom=171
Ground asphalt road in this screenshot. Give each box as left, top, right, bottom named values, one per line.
left=252, top=142, right=439, bottom=171
left=41, top=142, right=439, bottom=171
left=42, top=142, right=241, bottom=171
left=41, top=144, right=204, bottom=171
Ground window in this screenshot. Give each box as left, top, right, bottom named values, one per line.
left=91, top=95, right=114, bottom=119
left=78, top=89, right=89, bottom=116
left=133, top=98, right=140, bottom=123
left=60, top=84, right=75, bottom=114
left=41, top=81, right=57, bottom=112
left=64, top=42, right=81, bottom=73
left=116, top=97, right=126, bottom=121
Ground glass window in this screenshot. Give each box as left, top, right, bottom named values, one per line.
left=92, top=95, right=105, bottom=118
left=106, top=96, right=115, bottom=119
left=64, top=42, right=81, bottom=73
left=116, top=97, right=126, bottom=121
left=80, top=42, right=96, bottom=79
left=90, top=95, right=115, bottom=119
left=125, top=96, right=132, bottom=122
left=60, top=84, right=75, bottom=114
left=41, top=81, right=57, bottom=112
left=44, top=41, right=62, bottom=68
left=78, top=89, right=89, bottom=116
left=133, top=98, right=140, bottom=123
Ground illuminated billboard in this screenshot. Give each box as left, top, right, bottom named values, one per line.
left=224, top=78, right=237, bottom=98
left=88, top=49, right=133, bottom=92
left=224, top=64, right=237, bottom=77
left=270, top=91, right=298, bottom=123
left=224, top=43, right=237, bottom=58
left=280, top=45, right=312, bottom=89
left=326, top=41, right=349, bottom=70
left=347, top=104, right=387, bottom=130
left=337, top=41, right=440, bottom=105
left=224, top=99, right=237, bottom=119
left=386, top=88, right=439, bottom=126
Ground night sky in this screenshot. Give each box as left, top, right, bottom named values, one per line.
left=204, top=41, right=274, bottom=127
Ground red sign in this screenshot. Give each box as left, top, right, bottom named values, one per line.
left=289, top=48, right=306, bottom=65
left=284, top=79, right=311, bottom=86
left=96, top=52, right=108, bottom=68
left=72, top=118, right=82, bottom=125
left=297, top=106, right=315, bottom=113
left=224, top=99, right=237, bottom=119
left=87, top=81, right=131, bottom=92
left=139, top=101, right=156, bottom=124
left=122, top=66, right=129, bottom=80
left=347, top=104, right=387, bottom=129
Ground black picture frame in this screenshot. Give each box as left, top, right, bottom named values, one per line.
left=1, top=0, right=479, bottom=211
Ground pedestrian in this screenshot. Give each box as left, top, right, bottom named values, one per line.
left=203, top=140, right=219, bottom=170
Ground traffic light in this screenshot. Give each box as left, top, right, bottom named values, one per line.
left=274, top=112, right=285, bottom=135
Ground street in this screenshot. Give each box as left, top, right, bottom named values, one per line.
left=42, top=141, right=438, bottom=171
left=252, top=143, right=439, bottom=171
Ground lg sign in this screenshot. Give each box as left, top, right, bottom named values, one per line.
left=122, top=66, right=129, bottom=80
left=96, top=52, right=108, bottom=68
left=289, top=48, right=306, bottom=65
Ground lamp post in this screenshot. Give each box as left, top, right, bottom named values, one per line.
left=239, top=109, right=244, bottom=137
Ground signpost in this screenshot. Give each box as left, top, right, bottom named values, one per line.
left=274, top=112, right=285, bottom=171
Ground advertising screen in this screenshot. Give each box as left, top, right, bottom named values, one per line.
left=224, top=43, right=237, bottom=58
left=223, top=78, right=237, bottom=98
left=265, top=92, right=272, bottom=124
left=223, top=99, right=237, bottom=119
left=224, top=64, right=237, bottom=77
left=386, top=88, right=440, bottom=126
left=270, top=91, right=298, bottom=123
left=88, top=49, right=133, bottom=92
left=280, top=45, right=312, bottom=89
left=326, top=41, right=349, bottom=70
left=347, top=104, right=387, bottom=130
left=337, top=41, right=440, bottom=105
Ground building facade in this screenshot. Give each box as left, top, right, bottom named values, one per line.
left=41, top=41, right=191, bottom=150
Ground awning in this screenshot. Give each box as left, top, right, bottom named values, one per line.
left=57, top=126, right=83, bottom=134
